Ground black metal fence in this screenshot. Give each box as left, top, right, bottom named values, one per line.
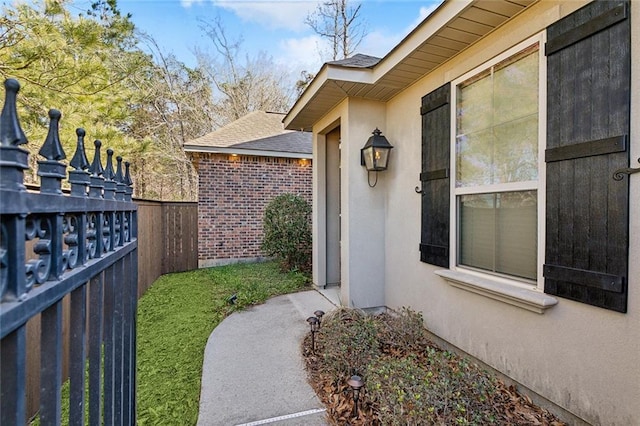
left=0, top=79, right=138, bottom=424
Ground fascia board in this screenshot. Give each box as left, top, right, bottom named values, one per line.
left=325, top=66, right=374, bottom=83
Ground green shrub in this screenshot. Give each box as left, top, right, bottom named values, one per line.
left=261, top=193, right=311, bottom=273
left=317, top=308, right=381, bottom=381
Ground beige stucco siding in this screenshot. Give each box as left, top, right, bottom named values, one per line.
left=313, top=99, right=390, bottom=308
left=378, top=1, right=639, bottom=424
left=303, top=1, right=639, bottom=423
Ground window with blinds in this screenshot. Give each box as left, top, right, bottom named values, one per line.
left=454, top=43, right=541, bottom=283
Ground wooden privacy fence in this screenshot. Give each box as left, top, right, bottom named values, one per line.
left=0, top=79, right=138, bottom=424
left=136, top=200, right=198, bottom=297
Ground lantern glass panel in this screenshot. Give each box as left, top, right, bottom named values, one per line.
left=362, top=146, right=375, bottom=170
left=374, top=148, right=390, bottom=171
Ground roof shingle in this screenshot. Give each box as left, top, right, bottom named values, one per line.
left=326, top=53, right=381, bottom=68
left=185, top=110, right=311, bottom=155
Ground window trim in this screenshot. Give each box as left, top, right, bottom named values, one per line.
left=448, top=32, right=548, bottom=294
left=435, top=269, right=558, bottom=314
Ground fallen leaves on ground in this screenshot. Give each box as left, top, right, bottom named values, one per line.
left=302, top=307, right=565, bottom=425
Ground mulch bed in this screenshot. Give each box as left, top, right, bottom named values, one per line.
left=302, top=307, right=565, bottom=425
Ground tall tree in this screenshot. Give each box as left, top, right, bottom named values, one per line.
left=305, top=0, right=367, bottom=60
left=131, top=34, right=214, bottom=200
left=0, top=0, right=150, bottom=184
left=195, top=17, right=293, bottom=127
left=0, top=0, right=210, bottom=200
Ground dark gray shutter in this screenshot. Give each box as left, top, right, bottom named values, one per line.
left=544, top=0, right=630, bottom=312
left=419, top=84, right=450, bottom=267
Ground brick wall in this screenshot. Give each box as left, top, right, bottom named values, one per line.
left=195, top=153, right=312, bottom=266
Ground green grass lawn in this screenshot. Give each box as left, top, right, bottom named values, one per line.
left=136, top=261, right=308, bottom=425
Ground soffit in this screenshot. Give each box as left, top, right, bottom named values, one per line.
left=285, top=0, right=538, bottom=132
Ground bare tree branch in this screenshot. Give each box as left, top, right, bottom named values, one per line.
left=306, top=0, right=367, bottom=61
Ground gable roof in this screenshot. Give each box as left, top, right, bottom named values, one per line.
left=185, top=110, right=312, bottom=158
left=284, top=0, right=538, bottom=131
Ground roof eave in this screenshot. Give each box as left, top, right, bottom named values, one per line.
left=284, top=62, right=377, bottom=132
left=284, top=0, right=539, bottom=132
left=184, top=145, right=312, bottom=159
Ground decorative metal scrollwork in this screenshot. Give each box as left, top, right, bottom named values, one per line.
left=613, top=157, right=640, bottom=181
left=86, top=213, right=98, bottom=260
left=113, top=212, right=121, bottom=247
left=63, top=214, right=79, bottom=269
left=102, top=214, right=111, bottom=252
left=123, top=212, right=130, bottom=243
left=25, top=216, right=52, bottom=288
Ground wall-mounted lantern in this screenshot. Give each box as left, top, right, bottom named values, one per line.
left=361, top=128, right=393, bottom=187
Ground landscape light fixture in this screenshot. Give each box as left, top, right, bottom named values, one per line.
left=347, top=375, right=365, bottom=419
left=361, top=128, right=393, bottom=187
left=306, top=316, right=320, bottom=353
left=314, top=310, right=325, bottom=328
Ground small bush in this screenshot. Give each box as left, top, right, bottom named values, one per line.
left=262, top=193, right=311, bottom=273
left=317, top=308, right=381, bottom=381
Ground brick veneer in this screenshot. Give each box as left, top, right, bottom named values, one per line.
left=195, top=153, right=312, bottom=266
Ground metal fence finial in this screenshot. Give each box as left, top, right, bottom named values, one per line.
left=70, top=128, right=89, bottom=171
left=88, top=140, right=105, bottom=198
left=103, top=148, right=117, bottom=199
left=115, top=155, right=126, bottom=200
left=89, top=140, right=104, bottom=177
left=115, top=156, right=124, bottom=183
left=37, top=109, right=67, bottom=194
left=124, top=161, right=133, bottom=186
left=69, top=128, right=90, bottom=197
left=104, top=148, right=115, bottom=181
left=0, top=78, right=28, bottom=147
left=124, top=161, right=133, bottom=201
left=38, top=109, right=66, bottom=161
left=0, top=79, right=29, bottom=190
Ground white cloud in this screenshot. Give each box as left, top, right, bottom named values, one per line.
left=411, top=4, right=440, bottom=31
left=359, top=29, right=402, bottom=58
left=277, top=35, right=327, bottom=74
left=211, top=0, right=319, bottom=32
left=180, top=0, right=204, bottom=8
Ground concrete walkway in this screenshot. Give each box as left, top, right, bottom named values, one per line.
left=197, top=290, right=338, bottom=426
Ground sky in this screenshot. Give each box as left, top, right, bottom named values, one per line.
left=101, top=0, right=442, bottom=75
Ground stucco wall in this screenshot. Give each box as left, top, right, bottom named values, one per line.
left=312, top=1, right=639, bottom=424
left=379, top=2, right=639, bottom=424
left=312, top=99, right=389, bottom=309
left=195, top=153, right=312, bottom=267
